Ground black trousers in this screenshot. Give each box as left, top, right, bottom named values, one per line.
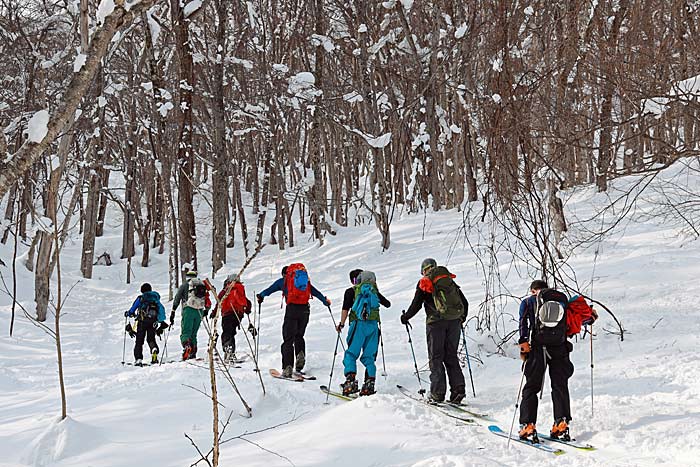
left=134, top=317, right=158, bottom=360
left=426, top=319, right=466, bottom=398
left=221, top=313, right=242, bottom=353
left=520, top=341, right=574, bottom=425
left=281, top=304, right=310, bottom=368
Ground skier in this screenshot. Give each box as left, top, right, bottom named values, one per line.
left=171, top=270, right=211, bottom=360
left=400, top=258, right=468, bottom=403
left=210, top=273, right=252, bottom=363
left=335, top=269, right=391, bottom=396
left=517, top=279, right=596, bottom=443
left=256, top=264, right=330, bottom=378
left=125, top=283, right=168, bottom=366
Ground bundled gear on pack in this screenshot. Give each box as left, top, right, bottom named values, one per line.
left=532, top=288, right=569, bottom=346
left=186, top=278, right=208, bottom=310
left=284, top=263, right=312, bottom=305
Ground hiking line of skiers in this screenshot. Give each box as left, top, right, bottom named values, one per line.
left=123, top=258, right=598, bottom=443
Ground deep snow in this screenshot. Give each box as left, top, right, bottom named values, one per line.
left=1, top=163, right=700, bottom=467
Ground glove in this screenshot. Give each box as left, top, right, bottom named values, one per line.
left=582, top=308, right=599, bottom=326
left=519, top=341, right=531, bottom=361
left=325, top=297, right=331, bottom=306
left=125, top=323, right=136, bottom=338
left=256, top=294, right=264, bottom=304
left=248, top=323, right=257, bottom=338
left=170, top=310, right=175, bottom=326
left=400, top=314, right=410, bottom=326
left=155, top=321, right=168, bottom=336
left=124, top=311, right=131, bottom=318
left=460, top=313, right=466, bottom=324
left=336, top=322, right=345, bottom=333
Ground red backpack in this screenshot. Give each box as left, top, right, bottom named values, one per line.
left=566, top=295, right=595, bottom=337
left=284, top=263, right=311, bottom=305
left=220, top=282, right=248, bottom=316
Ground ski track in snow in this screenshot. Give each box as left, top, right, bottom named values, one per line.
left=1, top=168, right=700, bottom=466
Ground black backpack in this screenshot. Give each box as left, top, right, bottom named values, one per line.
left=138, top=297, right=159, bottom=321
left=532, top=288, right=568, bottom=345
left=193, top=283, right=207, bottom=299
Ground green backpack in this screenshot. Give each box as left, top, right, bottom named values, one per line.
left=427, top=266, right=465, bottom=321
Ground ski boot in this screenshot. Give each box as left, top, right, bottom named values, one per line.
left=188, top=345, right=197, bottom=360
left=151, top=348, right=159, bottom=364
left=360, top=377, right=376, bottom=396
left=223, top=345, right=234, bottom=364
left=449, top=391, right=466, bottom=404
left=182, top=341, right=193, bottom=361
left=295, top=351, right=305, bottom=373
left=341, top=373, right=359, bottom=396
left=550, top=418, right=570, bottom=441
left=427, top=392, right=445, bottom=404
left=282, top=365, right=294, bottom=378
left=134, top=359, right=144, bottom=367
left=518, top=423, right=539, bottom=444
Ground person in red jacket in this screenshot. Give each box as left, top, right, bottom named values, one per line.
left=210, top=273, right=252, bottom=364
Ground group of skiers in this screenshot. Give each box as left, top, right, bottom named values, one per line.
left=123, top=259, right=597, bottom=443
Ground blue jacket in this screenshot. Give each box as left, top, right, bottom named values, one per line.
left=259, top=277, right=329, bottom=306
left=128, top=291, right=166, bottom=322
left=518, top=295, right=537, bottom=343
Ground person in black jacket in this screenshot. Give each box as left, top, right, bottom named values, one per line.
left=400, top=258, right=468, bottom=403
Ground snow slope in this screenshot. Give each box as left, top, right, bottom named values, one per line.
left=2, top=163, right=700, bottom=467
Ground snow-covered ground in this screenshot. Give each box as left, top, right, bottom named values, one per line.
left=2, top=164, right=700, bottom=467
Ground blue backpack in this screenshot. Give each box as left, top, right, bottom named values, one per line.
left=352, top=271, right=380, bottom=320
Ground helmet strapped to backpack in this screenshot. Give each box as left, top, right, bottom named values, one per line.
left=284, top=263, right=311, bottom=305
left=186, top=278, right=207, bottom=309
left=533, top=288, right=569, bottom=345
left=426, top=266, right=465, bottom=321
left=351, top=271, right=380, bottom=320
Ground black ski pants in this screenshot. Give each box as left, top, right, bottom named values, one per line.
left=134, top=316, right=158, bottom=360
left=221, top=313, right=242, bottom=353
left=426, top=318, right=466, bottom=399
left=281, top=304, right=310, bottom=369
left=520, top=341, right=574, bottom=425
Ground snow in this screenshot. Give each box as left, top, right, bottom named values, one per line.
left=272, top=63, right=289, bottom=73
left=96, top=0, right=115, bottom=25
left=184, top=0, right=203, bottom=18
left=158, top=101, right=173, bottom=117
left=455, top=23, right=468, bottom=39
left=400, top=0, right=414, bottom=10
left=25, top=109, right=50, bottom=143
left=343, top=91, right=364, bottom=104
left=492, top=93, right=502, bottom=103
left=3, top=162, right=700, bottom=466
left=288, top=72, right=316, bottom=96
left=146, top=7, right=161, bottom=43
left=524, top=5, right=535, bottom=15
left=350, top=129, right=392, bottom=148
left=73, top=53, right=87, bottom=73
left=358, top=24, right=368, bottom=34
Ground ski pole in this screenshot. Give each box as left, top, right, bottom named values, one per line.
left=590, top=323, right=594, bottom=417
left=325, top=331, right=342, bottom=404
left=507, top=361, right=527, bottom=450
left=255, top=300, right=261, bottom=370
left=402, top=310, right=424, bottom=395
left=326, top=305, right=346, bottom=352
left=160, top=325, right=171, bottom=365
left=121, top=316, right=128, bottom=365
left=378, top=321, right=387, bottom=377
left=461, top=325, right=476, bottom=398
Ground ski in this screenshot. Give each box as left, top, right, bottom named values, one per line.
left=320, top=385, right=357, bottom=401
left=538, top=433, right=596, bottom=451
left=488, top=425, right=565, bottom=455
left=294, top=371, right=317, bottom=381
left=269, top=368, right=304, bottom=382
left=396, top=385, right=476, bottom=424
left=439, top=401, right=492, bottom=421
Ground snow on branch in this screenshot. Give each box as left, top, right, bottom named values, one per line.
left=0, top=0, right=158, bottom=202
